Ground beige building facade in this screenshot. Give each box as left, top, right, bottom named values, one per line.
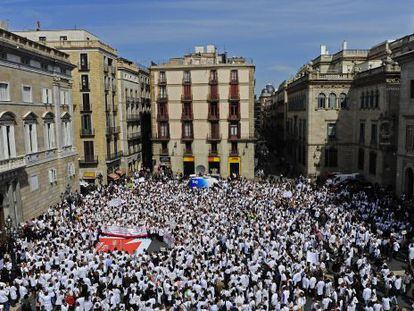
left=151, top=46, right=255, bottom=178
left=0, top=28, right=78, bottom=227
left=117, top=58, right=151, bottom=175
left=15, top=29, right=121, bottom=185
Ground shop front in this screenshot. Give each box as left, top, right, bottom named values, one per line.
left=228, top=156, right=241, bottom=176
left=183, top=156, right=195, bottom=176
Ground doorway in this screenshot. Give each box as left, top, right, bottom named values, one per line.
left=230, top=163, right=240, bottom=176
left=183, top=161, right=195, bottom=177
left=405, top=167, right=414, bottom=198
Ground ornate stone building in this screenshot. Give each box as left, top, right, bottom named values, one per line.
left=150, top=45, right=255, bottom=178
left=0, top=28, right=78, bottom=227
left=15, top=29, right=121, bottom=184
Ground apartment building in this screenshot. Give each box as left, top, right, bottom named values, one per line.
left=150, top=45, right=255, bottom=178
left=15, top=29, right=120, bottom=184
left=117, top=58, right=151, bottom=175
left=395, top=34, right=414, bottom=196
left=0, top=28, right=78, bottom=227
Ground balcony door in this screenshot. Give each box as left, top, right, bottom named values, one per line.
left=84, top=141, right=94, bottom=161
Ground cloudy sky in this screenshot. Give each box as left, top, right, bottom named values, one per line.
left=2, top=0, right=414, bottom=92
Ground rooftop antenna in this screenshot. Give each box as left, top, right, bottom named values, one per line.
left=36, top=21, right=41, bottom=31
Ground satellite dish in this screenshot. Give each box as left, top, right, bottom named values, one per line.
left=195, top=165, right=206, bottom=175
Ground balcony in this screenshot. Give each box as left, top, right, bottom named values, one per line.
left=159, top=147, right=169, bottom=155
left=208, top=111, right=220, bottom=121
left=207, top=92, right=220, bottom=102
left=158, top=77, right=167, bottom=85
left=79, top=156, right=98, bottom=165
left=0, top=156, right=26, bottom=174
left=157, top=95, right=168, bottom=103
left=228, top=134, right=241, bottom=141
left=127, top=132, right=142, bottom=140
left=181, top=112, right=193, bottom=121
left=229, top=149, right=239, bottom=156
left=78, top=61, right=90, bottom=72
left=104, top=63, right=109, bottom=72
left=80, top=128, right=95, bottom=138
left=230, top=79, right=239, bottom=85
left=127, top=114, right=141, bottom=122
left=153, top=134, right=170, bottom=141
left=228, top=113, right=241, bottom=121
left=183, top=147, right=193, bottom=156
left=106, top=151, right=123, bottom=162
left=207, top=134, right=222, bottom=141
left=209, top=77, right=218, bottom=85
left=106, top=126, right=120, bottom=135
left=80, top=82, right=90, bottom=92
left=156, top=113, right=169, bottom=122
left=181, top=134, right=194, bottom=142
left=181, top=94, right=193, bottom=102
left=209, top=149, right=219, bottom=156
left=80, top=105, right=92, bottom=113
left=110, top=65, right=116, bottom=75
left=229, top=92, right=240, bottom=101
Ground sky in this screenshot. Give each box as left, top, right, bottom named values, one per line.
left=2, top=0, right=414, bottom=93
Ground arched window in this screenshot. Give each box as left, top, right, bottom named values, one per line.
left=317, top=93, right=326, bottom=109
left=360, top=92, right=365, bottom=109
left=328, top=93, right=337, bottom=109
left=42, top=112, right=56, bottom=150
left=0, top=111, right=17, bottom=159
left=375, top=90, right=380, bottom=108
left=23, top=112, right=39, bottom=154
left=339, top=93, right=347, bottom=109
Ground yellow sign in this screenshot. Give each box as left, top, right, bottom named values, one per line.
left=208, top=157, right=220, bottom=162
left=228, top=157, right=240, bottom=163
left=183, top=156, right=194, bottom=162
left=83, top=171, right=96, bottom=179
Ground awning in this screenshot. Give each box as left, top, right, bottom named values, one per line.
left=183, top=156, right=195, bottom=162
left=83, top=172, right=96, bottom=179
left=108, top=173, right=120, bottom=180
left=116, top=169, right=126, bottom=176
left=208, top=156, right=220, bottom=162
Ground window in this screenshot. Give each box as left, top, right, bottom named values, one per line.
left=371, top=123, right=378, bottom=145
left=375, top=90, right=380, bottom=108
left=229, top=123, right=239, bottom=137
left=183, top=122, right=193, bottom=137
left=67, top=162, right=76, bottom=177
left=82, top=93, right=90, bottom=111
left=42, top=88, right=53, bottom=104
left=80, top=53, right=88, bottom=70
left=24, top=122, right=38, bottom=154
left=22, top=85, right=32, bottom=103
left=230, top=70, right=238, bottom=83
left=360, top=92, right=365, bottom=109
left=369, top=91, right=374, bottom=108
left=62, top=120, right=72, bottom=146
left=0, top=83, right=10, bottom=101
left=44, top=121, right=56, bottom=149
left=358, top=148, right=365, bottom=170
left=81, top=115, right=92, bottom=134
left=59, top=36, right=67, bottom=41
left=159, top=122, right=169, bottom=137
left=48, top=168, right=57, bottom=183
left=406, top=125, right=414, bottom=152
left=81, top=75, right=89, bottom=90
left=339, top=93, right=347, bottom=109
left=328, top=93, right=337, bottom=109
left=317, top=93, right=326, bottom=109
left=359, top=122, right=365, bottom=143
left=411, top=80, right=414, bottom=99
left=210, top=70, right=218, bottom=82
left=30, top=175, right=39, bottom=191
left=183, top=71, right=191, bottom=83
left=159, top=71, right=166, bottom=83
left=60, top=90, right=69, bottom=106
left=230, top=102, right=239, bottom=117
left=324, top=147, right=338, bottom=167
left=159, top=86, right=167, bottom=98
left=84, top=141, right=95, bottom=160
left=369, top=151, right=377, bottom=175
left=327, top=123, right=337, bottom=139
left=39, top=36, right=46, bottom=42
left=0, top=123, right=16, bottom=160
left=231, top=142, right=238, bottom=153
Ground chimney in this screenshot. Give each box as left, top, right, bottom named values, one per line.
left=0, top=20, right=9, bottom=30
left=342, top=40, right=348, bottom=50
left=320, top=45, right=327, bottom=55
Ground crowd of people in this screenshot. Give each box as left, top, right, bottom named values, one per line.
left=0, top=173, right=414, bottom=310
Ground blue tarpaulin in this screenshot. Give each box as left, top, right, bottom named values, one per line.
left=188, top=176, right=217, bottom=189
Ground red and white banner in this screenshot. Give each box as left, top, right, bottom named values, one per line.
left=96, top=236, right=151, bottom=254
left=101, top=225, right=148, bottom=238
